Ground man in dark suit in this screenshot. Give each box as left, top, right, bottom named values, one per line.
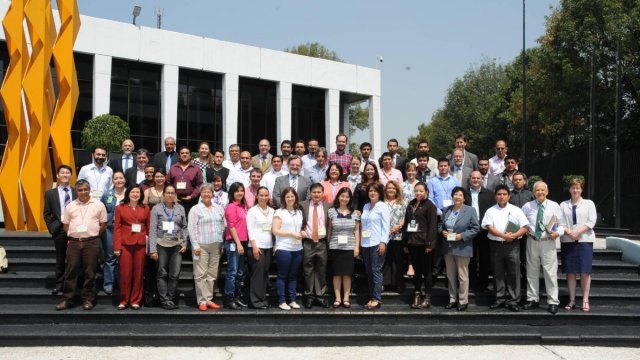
left=272, top=156, right=310, bottom=208
left=152, top=136, right=177, bottom=174
left=125, top=149, right=150, bottom=188
left=446, top=134, right=479, bottom=172
left=299, top=183, right=331, bottom=308
left=43, top=165, right=77, bottom=294
left=107, top=138, right=135, bottom=174
left=378, top=138, right=406, bottom=180
left=465, top=170, right=496, bottom=292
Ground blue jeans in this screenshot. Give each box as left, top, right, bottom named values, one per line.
left=361, top=244, right=386, bottom=302
left=224, top=241, right=247, bottom=297
left=274, top=249, right=303, bottom=304
left=101, top=226, right=118, bottom=291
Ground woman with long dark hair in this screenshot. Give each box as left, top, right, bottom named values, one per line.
left=223, top=182, right=249, bottom=309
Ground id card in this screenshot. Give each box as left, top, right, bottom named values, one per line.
left=162, top=221, right=174, bottom=233
left=262, top=224, right=272, bottom=232
left=131, top=223, right=142, bottom=233
left=447, top=232, right=457, bottom=241
left=230, top=243, right=236, bottom=252
left=338, top=235, right=348, bottom=244
left=443, top=199, right=452, bottom=208
left=407, top=220, right=418, bottom=232
left=318, top=227, right=327, bottom=238
left=76, top=224, right=88, bottom=233
left=176, top=181, right=187, bottom=190
left=362, top=230, right=372, bottom=238
left=91, top=189, right=103, bottom=199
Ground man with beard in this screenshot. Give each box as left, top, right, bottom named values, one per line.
left=78, top=146, right=113, bottom=200
left=478, top=158, right=499, bottom=191
left=329, top=133, right=352, bottom=171
left=272, top=156, right=311, bottom=208
left=280, top=140, right=293, bottom=172
left=206, top=149, right=230, bottom=191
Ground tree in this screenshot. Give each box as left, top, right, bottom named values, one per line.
left=347, top=103, right=369, bottom=157
left=285, top=42, right=343, bottom=62
left=81, top=114, right=130, bottom=153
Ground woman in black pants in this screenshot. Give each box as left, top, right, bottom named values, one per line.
left=402, top=182, right=438, bottom=309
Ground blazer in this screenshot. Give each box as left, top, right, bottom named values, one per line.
left=113, top=204, right=151, bottom=251
left=484, top=173, right=499, bottom=192
left=320, top=180, right=350, bottom=204
left=108, top=153, right=136, bottom=174
left=447, top=151, right=479, bottom=172
left=299, top=200, right=331, bottom=238
left=464, top=186, right=496, bottom=221
left=451, top=167, right=473, bottom=189
left=251, top=153, right=273, bottom=173
left=272, top=174, right=311, bottom=208
left=439, top=204, right=479, bottom=257
left=152, top=151, right=178, bottom=173
left=43, top=186, right=77, bottom=236
left=124, top=166, right=142, bottom=188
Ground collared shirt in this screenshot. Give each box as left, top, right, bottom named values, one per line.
left=213, top=190, right=229, bottom=208
left=360, top=201, right=391, bottom=247
left=301, top=153, right=317, bottom=170
left=522, top=199, right=564, bottom=238
left=329, top=150, right=352, bottom=171
left=226, top=166, right=253, bottom=189
left=469, top=187, right=480, bottom=219
left=559, top=198, right=597, bottom=243
left=167, top=162, right=203, bottom=199
left=57, top=185, right=72, bottom=218
left=489, top=155, right=507, bottom=175
left=148, top=202, right=188, bottom=253
left=121, top=154, right=133, bottom=172
left=402, top=180, right=417, bottom=202
left=509, top=188, right=535, bottom=208
left=416, top=167, right=434, bottom=183
left=134, top=167, right=145, bottom=185
left=359, top=157, right=374, bottom=173
left=63, top=198, right=107, bottom=238
left=306, top=164, right=328, bottom=185
left=77, top=163, right=113, bottom=199
left=481, top=203, right=529, bottom=241
left=188, top=202, right=226, bottom=248
left=222, top=159, right=242, bottom=171
left=427, top=175, right=461, bottom=211
left=245, top=184, right=261, bottom=208
left=261, top=169, right=288, bottom=199
left=378, top=167, right=403, bottom=187
left=304, top=201, right=326, bottom=239
left=224, top=201, right=249, bottom=241
left=247, top=205, right=275, bottom=249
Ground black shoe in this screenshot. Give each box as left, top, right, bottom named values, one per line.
left=489, top=301, right=505, bottom=309
left=162, top=301, right=178, bottom=310
left=51, top=287, right=63, bottom=295
left=444, top=302, right=457, bottom=309
left=234, top=297, right=248, bottom=308
left=548, top=304, right=558, bottom=314
left=255, top=304, right=270, bottom=310
left=315, top=298, right=330, bottom=308
left=522, top=300, right=539, bottom=310
left=225, top=296, right=241, bottom=310
left=304, top=298, right=314, bottom=309
left=507, top=303, right=520, bottom=312
left=457, top=304, right=468, bottom=311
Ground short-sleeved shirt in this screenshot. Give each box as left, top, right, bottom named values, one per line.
left=328, top=208, right=359, bottom=250
left=274, top=208, right=303, bottom=252
left=63, top=198, right=108, bottom=238
left=481, top=203, right=529, bottom=241
left=247, top=205, right=275, bottom=249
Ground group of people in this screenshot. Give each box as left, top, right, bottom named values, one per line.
left=42, top=133, right=597, bottom=313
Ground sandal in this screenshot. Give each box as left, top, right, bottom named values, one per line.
left=564, top=300, right=576, bottom=311
left=333, top=300, right=342, bottom=308
left=582, top=302, right=590, bottom=312
left=342, top=301, right=351, bottom=308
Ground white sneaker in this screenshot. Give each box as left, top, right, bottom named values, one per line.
left=279, top=302, right=291, bottom=310
left=289, top=301, right=301, bottom=309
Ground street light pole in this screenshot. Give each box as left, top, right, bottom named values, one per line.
left=521, top=0, right=527, bottom=172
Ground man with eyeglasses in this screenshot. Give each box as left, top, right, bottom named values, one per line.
left=107, top=138, right=135, bottom=174
left=489, top=140, right=509, bottom=175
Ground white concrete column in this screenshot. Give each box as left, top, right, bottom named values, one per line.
left=368, top=95, right=382, bottom=160
left=92, top=54, right=112, bottom=117
left=342, top=102, right=351, bottom=141
left=277, top=81, right=292, bottom=147
left=223, top=73, right=239, bottom=151
left=325, top=89, right=340, bottom=151
left=161, top=65, right=179, bottom=142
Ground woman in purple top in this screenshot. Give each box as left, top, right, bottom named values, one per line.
left=223, top=182, right=249, bottom=310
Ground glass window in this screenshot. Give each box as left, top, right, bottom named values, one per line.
left=237, top=77, right=277, bottom=152
left=292, top=85, right=326, bottom=147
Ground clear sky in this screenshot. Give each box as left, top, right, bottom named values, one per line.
left=69, top=0, right=560, bottom=147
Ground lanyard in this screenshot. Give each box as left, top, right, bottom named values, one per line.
left=162, top=204, right=175, bottom=221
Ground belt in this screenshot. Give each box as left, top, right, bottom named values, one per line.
left=528, top=234, right=551, bottom=241
left=68, top=236, right=99, bottom=242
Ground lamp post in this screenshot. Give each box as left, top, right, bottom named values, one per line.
left=521, top=0, right=526, bottom=172
left=132, top=6, right=141, bottom=25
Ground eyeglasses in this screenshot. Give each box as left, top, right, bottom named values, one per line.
left=496, top=147, right=505, bottom=150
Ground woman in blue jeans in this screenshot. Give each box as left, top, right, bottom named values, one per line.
left=224, top=182, right=249, bottom=310
left=100, top=171, right=126, bottom=295
left=272, top=187, right=304, bottom=310
left=360, top=182, right=391, bottom=310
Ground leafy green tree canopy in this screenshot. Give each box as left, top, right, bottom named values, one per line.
left=285, top=42, right=343, bottom=62
left=81, top=114, right=130, bottom=153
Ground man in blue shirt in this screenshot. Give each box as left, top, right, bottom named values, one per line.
left=427, top=158, right=461, bottom=214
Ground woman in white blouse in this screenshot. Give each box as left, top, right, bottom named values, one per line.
left=246, top=186, right=274, bottom=309
left=272, top=187, right=304, bottom=310
left=559, top=177, right=597, bottom=312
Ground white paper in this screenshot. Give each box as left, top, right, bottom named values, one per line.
left=338, top=235, right=348, bottom=244
left=131, top=223, right=142, bottom=233
left=76, top=224, right=88, bottom=233
left=262, top=224, right=272, bottom=232
left=447, top=233, right=457, bottom=241
left=176, top=181, right=187, bottom=190
left=362, top=230, right=372, bottom=238
left=162, top=221, right=174, bottom=233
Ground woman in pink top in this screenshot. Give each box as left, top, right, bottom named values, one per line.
left=379, top=152, right=403, bottom=187
left=223, top=182, right=249, bottom=310
left=321, top=163, right=350, bottom=204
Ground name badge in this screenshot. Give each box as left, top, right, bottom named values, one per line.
left=230, top=243, right=236, bottom=252
left=176, top=181, right=187, bottom=190
left=262, top=224, right=272, bottom=232
left=362, top=230, right=372, bottom=238
left=76, top=224, right=88, bottom=233
left=91, top=189, right=103, bottom=199
left=447, top=233, right=457, bottom=241
left=107, top=196, right=114, bottom=203
left=407, top=220, right=419, bottom=232
left=338, top=235, right=348, bottom=244
left=443, top=199, right=453, bottom=208
left=318, top=227, right=327, bottom=238
left=162, top=221, right=174, bottom=234
left=131, top=224, right=142, bottom=233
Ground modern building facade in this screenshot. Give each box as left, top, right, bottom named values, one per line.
left=0, top=0, right=382, bottom=162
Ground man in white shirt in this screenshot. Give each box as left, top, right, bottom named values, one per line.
left=226, top=151, right=253, bottom=189
left=280, top=140, right=293, bottom=172
left=302, top=138, right=319, bottom=170
left=77, top=146, right=113, bottom=199
left=489, top=139, right=509, bottom=175
left=521, top=181, right=563, bottom=314
left=358, top=142, right=374, bottom=172
left=481, top=184, right=529, bottom=312
left=222, top=144, right=242, bottom=170
left=260, top=155, right=288, bottom=202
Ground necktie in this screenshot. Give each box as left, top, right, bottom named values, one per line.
left=261, top=157, right=268, bottom=172
left=456, top=168, right=462, bottom=182
left=312, top=203, right=319, bottom=241
left=63, top=187, right=71, bottom=207
left=572, top=205, right=577, bottom=225
left=123, top=155, right=131, bottom=172
left=291, top=176, right=297, bottom=190
left=165, top=153, right=172, bottom=173
left=482, top=175, right=487, bottom=187
left=534, top=203, right=545, bottom=238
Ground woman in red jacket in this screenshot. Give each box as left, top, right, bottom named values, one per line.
left=114, top=185, right=150, bottom=309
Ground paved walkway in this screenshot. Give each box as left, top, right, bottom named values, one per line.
left=2, top=346, right=640, bottom=360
